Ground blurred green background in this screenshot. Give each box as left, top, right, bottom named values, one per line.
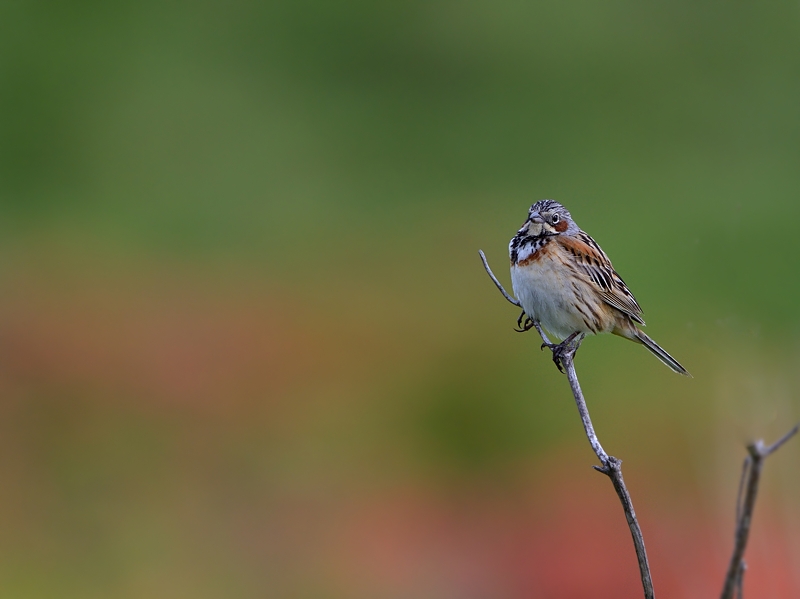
left=0, top=1, right=799, bottom=597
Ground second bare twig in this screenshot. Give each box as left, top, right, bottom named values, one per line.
left=720, top=424, right=799, bottom=599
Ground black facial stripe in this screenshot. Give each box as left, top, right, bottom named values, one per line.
left=510, top=233, right=552, bottom=264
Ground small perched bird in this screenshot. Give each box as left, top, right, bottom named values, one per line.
left=509, top=199, right=690, bottom=376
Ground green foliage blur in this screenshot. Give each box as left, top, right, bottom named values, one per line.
left=0, top=1, right=799, bottom=597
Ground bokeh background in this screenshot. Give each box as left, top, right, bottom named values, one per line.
left=1, top=1, right=799, bottom=597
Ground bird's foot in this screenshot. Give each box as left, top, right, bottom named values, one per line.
left=541, top=332, right=583, bottom=373
left=514, top=310, right=535, bottom=333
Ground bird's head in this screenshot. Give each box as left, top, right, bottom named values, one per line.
left=519, top=199, right=578, bottom=238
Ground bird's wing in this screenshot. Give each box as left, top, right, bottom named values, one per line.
left=557, top=231, right=646, bottom=325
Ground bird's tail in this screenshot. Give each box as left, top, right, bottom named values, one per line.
left=634, top=330, right=691, bottom=377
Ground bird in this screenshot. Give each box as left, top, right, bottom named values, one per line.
left=509, top=199, right=690, bottom=376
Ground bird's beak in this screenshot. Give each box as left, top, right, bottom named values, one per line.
left=528, top=212, right=544, bottom=224
left=524, top=211, right=545, bottom=236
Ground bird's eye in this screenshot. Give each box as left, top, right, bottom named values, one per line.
left=551, top=214, right=560, bottom=224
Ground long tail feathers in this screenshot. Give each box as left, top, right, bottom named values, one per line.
left=634, top=330, right=692, bottom=377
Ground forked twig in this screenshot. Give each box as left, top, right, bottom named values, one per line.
left=720, top=424, right=799, bottom=599
left=479, top=250, right=655, bottom=599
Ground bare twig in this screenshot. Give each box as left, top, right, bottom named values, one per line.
left=531, top=320, right=553, bottom=346
left=478, top=250, right=520, bottom=307
left=561, top=339, right=655, bottom=599
left=480, top=252, right=655, bottom=599
left=720, top=424, right=799, bottom=599
left=763, top=424, right=799, bottom=456
left=734, top=457, right=750, bottom=524
left=561, top=338, right=608, bottom=462
left=735, top=562, right=746, bottom=599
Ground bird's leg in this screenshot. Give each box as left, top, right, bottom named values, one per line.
left=514, top=310, right=535, bottom=333
left=541, top=332, right=583, bottom=373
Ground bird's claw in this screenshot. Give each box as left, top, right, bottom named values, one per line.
left=513, top=312, right=581, bottom=373
left=541, top=333, right=582, bottom=374
left=514, top=310, right=535, bottom=333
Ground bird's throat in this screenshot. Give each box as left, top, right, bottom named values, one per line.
left=510, top=233, right=551, bottom=265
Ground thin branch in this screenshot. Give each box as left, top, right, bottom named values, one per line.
left=735, top=562, right=746, bottom=599
left=763, top=423, right=799, bottom=456
left=532, top=320, right=553, bottom=347
left=480, top=252, right=655, bottom=599
left=561, top=340, right=655, bottom=599
left=561, top=338, right=608, bottom=463
left=720, top=424, right=799, bottom=599
left=478, top=250, right=520, bottom=307
left=734, top=457, right=750, bottom=525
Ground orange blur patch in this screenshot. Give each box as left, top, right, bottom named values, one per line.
left=555, top=220, right=568, bottom=233
left=0, top=270, right=405, bottom=411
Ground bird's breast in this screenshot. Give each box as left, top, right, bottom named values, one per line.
left=510, top=241, right=605, bottom=339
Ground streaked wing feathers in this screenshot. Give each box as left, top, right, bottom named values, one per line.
left=559, top=232, right=645, bottom=325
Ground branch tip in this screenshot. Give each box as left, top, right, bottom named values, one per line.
left=478, top=250, right=520, bottom=307
left=764, top=423, right=799, bottom=457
